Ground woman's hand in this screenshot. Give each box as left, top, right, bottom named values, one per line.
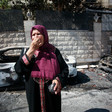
left=30, top=38, right=41, bottom=51
left=52, top=78, right=62, bottom=95
left=26, top=38, right=41, bottom=60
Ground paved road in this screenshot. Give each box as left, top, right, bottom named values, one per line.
left=62, top=88, right=112, bottom=112
left=0, top=88, right=112, bottom=112
left=0, top=69, right=112, bottom=112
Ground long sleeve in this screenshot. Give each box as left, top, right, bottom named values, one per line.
left=55, top=48, right=69, bottom=88
left=15, top=48, right=69, bottom=86
left=14, top=48, right=35, bottom=80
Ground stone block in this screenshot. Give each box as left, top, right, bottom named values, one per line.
left=78, top=46, right=88, bottom=50
left=4, top=38, right=13, bottom=43
left=72, top=41, right=78, bottom=46
left=48, top=30, right=58, bottom=36
left=71, top=36, right=78, bottom=41
left=71, top=51, right=78, bottom=55
left=73, top=46, right=78, bottom=50
left=64, top=36, right=72, bottom=41
left=57, top=36, right=65, bottom=41
left=63, top=46, right=73, bottom=51
left=58, top=41, right=69, bottom=46
left=16, top=33, right=25, bottom=38
left=63, top=51, right=71, bottom=55
left=9, top=33, right=16, bottom=38
left=16, top=43, right=26, bottom=46
left=84, top=50, right=93, bottom=54
left=84, top=41, right=93, bottom=45
left=0, top=38, right=4, bottom=43
left=0, top=33, right=7, bottom=38
left=57, top=46, right=63, bottom=51
left=68, top=41, right=74, bottom=46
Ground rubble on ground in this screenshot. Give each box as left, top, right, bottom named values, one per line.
left=65, top=55, right=112, bottom=91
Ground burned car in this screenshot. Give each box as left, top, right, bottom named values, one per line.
left=0, top=46, right=77, bottom=90
left=0, top=46, right=28, bottom=90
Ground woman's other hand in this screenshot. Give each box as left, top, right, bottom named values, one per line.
left=52, top=78, right=62, bottom=95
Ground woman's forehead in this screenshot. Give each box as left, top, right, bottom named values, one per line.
left=32, top=29, right=40, bottom=33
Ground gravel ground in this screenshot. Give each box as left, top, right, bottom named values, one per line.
left=62, top=88, right=112, bottom=112
left=0, top=68, right=112, bottom=112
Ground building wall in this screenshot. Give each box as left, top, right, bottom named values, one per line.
left=102, top=31, right=112, bottom=55
left=47, top=21, right=111, bottom=64
left=0, top=22, right=111, bottom=64
left=48, top=30, right=95, bottom=63
left=0, top=31, right=25, bottom=49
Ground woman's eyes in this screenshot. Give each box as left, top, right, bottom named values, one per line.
left=32, top=33, right=41, bottom=36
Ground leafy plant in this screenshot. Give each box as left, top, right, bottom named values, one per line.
left=0, top=0, right=11, bottom=9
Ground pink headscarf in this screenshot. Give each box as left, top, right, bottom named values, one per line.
left=30, top=25, right=60, bottom=80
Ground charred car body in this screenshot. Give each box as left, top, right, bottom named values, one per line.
left=0, top=46, right=28, bottom=90
left=0, top=46, right=77, bottom=90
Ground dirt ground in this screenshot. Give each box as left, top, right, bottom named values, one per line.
left=0, top=67, right=112, bottom=112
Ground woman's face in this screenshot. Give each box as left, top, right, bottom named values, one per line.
left=32, top=29, right=44, bottom=47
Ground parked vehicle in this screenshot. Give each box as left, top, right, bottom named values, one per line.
left=0, top=46, right=77, bottom=90
left=64, top=55, right=77, bottom=78
left=0, top=46, right=28, bottom=90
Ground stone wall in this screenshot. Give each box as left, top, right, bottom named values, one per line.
left=0, top=29, right=110, bottom=64
left=0, top=21, right=111, bottom=64
left=0, top=31, right=26, bottom=49
left=48, top=30, right=95, bottom=64
left=102, top=31, right=112, bottom=55
left=48, top=30, right=110, bottom=64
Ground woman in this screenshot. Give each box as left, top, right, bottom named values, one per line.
left=15, top=25, right=68, bottom=112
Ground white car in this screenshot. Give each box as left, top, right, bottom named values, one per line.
left=64, top=55, right=77, bottom=78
